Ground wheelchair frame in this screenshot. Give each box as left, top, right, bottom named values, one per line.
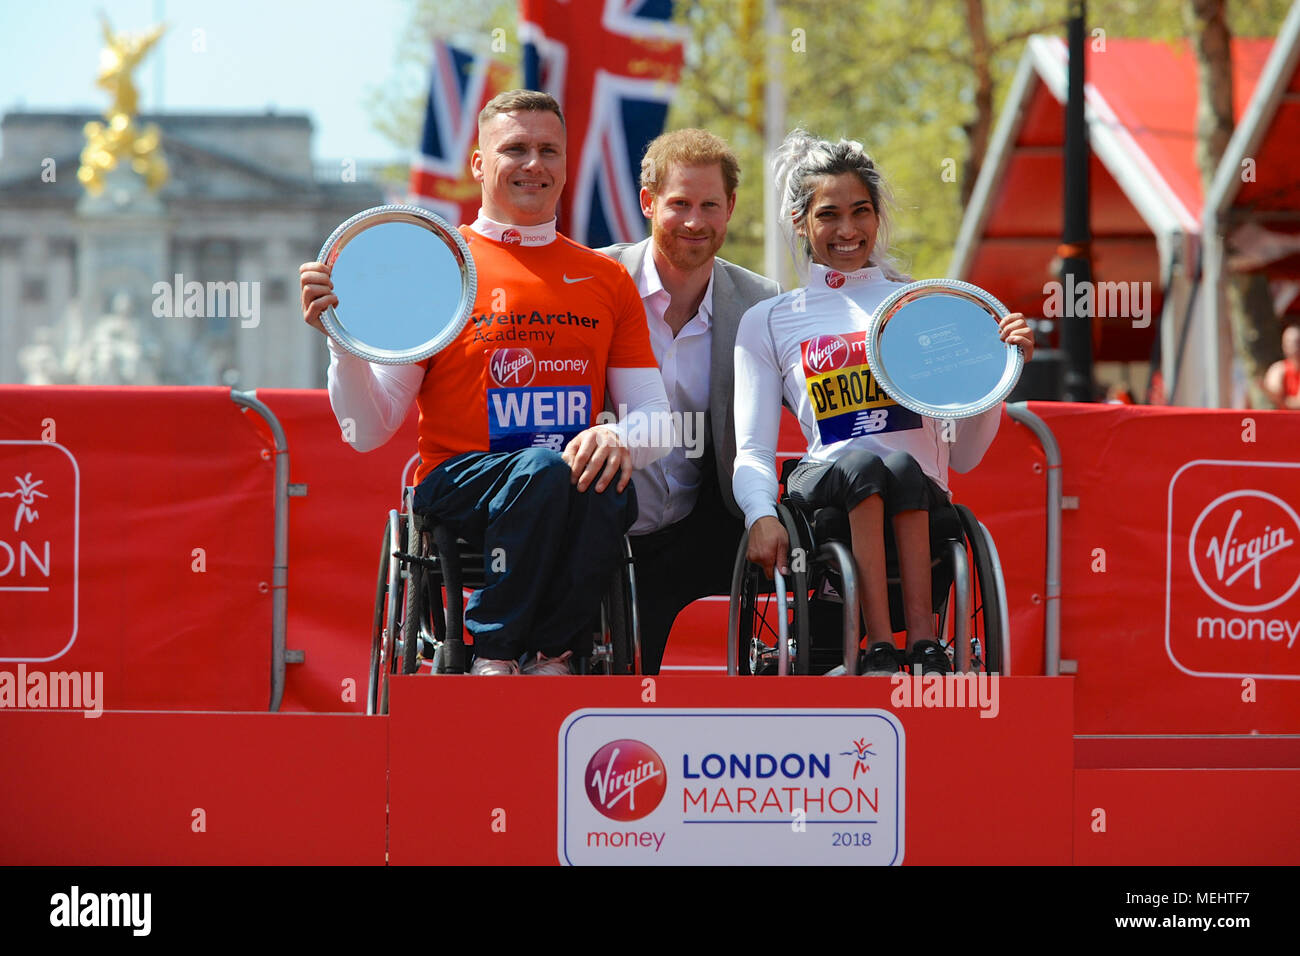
left=726, top=498, right=1010, bottom=677
left=368, top=487, right=642, bottom=714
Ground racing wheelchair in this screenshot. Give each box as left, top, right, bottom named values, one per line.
left=727, top=459, right=1009, bottom=677
left=368, top=486, right=642, bottom=714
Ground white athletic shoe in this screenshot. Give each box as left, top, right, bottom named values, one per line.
left=522, top=650, right=574, bottom=675
left=470, top=657, right=521, bottom=676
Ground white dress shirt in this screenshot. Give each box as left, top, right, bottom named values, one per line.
left=628, top=251, right=715, bottom=535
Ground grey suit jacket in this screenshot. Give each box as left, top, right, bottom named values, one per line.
left=599, top=238, right=781, bottom=517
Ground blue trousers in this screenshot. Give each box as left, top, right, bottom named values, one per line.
left=412, top=447, right=636, bottom=660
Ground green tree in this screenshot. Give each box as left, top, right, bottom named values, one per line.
left=669, top=0, right=1063, bottom=279
left=1183, top=0, right=1288, bottom=407
left=1083, top=0, right=1289, bottom=405
left=366, top=0, right=1294, bottom=358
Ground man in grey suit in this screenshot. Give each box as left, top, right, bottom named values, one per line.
left=600, top=129, right=780, bottom=673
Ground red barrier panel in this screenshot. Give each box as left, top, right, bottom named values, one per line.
left=996, top=404, right=1300, bottom=734
left=8, top=688, right=1300, bottom=866
left=387, top=676, right=1074, bottom=865
left=939, top=408, right=1051, bottom=676
left=250, top=390, right=418, bottom=713
left=1074, top=734, right=1300, bottom=768
left=9, top=384, right=1293, bottom=741
left=0, top=711, right=387, bottom=864
left=1073, top=768, right=1300, bottom=864
left=0, top=387, right=275, bottom=711
left=262, top=395, right=1300, bottom=739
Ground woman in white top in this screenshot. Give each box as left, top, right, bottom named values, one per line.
left=733, top=130, right=1033, bottom=675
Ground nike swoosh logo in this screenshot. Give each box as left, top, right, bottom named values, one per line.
left=563, top=274, right=594, bottom=284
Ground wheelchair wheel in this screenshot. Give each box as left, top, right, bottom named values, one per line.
left=367, top=519, right=389, bottom=716
left=400, top=510, right=427, bottom=677
left=586, top=537, right=639, bottom=675
left=954, top=504, right=1004, bottom=674
left=730, top=504, right=810, bottom=675
left=608, top=581, right=631, bottom=674
left=368, top=511, right=404, bottom=715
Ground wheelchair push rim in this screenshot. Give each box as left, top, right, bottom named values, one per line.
left=728, top=503, right=811, bottom=676
left=367, top=510, right=405, bottom=716
left=953, top=504, right=1005, bottom=674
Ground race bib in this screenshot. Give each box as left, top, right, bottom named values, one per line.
left=800, top=331, right=921, bottom=443
left=486, top=347, right=592, bottom=452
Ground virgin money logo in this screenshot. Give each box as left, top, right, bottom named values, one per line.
left=804, top=334, right=850, bottom=374
left=501, top=228, right=522, bottom=245
left=1189, top=490, right=1300, bottom=613
left=1167, top=461, right=1300, bottom=680
left=825, top=271, right=846, bottom=289
left=489, top=348, right=536, bottom=387
left=584, top=739, right=667, bottom=821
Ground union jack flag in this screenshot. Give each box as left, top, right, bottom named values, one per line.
left=521, top=0, right=686, bottom=248
left=409, top=39, right=510, bottom=227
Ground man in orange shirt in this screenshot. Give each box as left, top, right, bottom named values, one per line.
left=299, top=90, right=670, bottom=675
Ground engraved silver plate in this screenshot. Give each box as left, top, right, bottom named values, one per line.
left=318, top=204, right=477, bottom=365
left=865, top=278, right=1023, bottom=419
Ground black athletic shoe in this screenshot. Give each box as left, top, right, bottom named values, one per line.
left=907, top=639, right=953, bottom=676
left=859, top=642, right=904, bottom=676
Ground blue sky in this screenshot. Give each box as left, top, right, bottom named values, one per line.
left=0, top=0, right=420, bottom=163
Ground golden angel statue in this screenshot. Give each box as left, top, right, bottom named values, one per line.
left=78, top=17, right=169, bottom=195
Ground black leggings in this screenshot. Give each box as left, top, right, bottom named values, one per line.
left=786, top=449, right=945, bottom=517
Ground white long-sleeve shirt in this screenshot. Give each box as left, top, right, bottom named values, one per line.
left=325, top=212, right=671, bottom=472
left=626, top=248, right=714, bottom=534
left=327, top=340, right=669, bottom=467
left=732, top=263, right=1001, bottom=529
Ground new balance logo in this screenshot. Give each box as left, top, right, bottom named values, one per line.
left=852, top=410, right=888, bottom=435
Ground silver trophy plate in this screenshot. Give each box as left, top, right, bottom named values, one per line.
left=318, top=203, right=477, bottom=365
left=865, top=278, right=1023, bottom=419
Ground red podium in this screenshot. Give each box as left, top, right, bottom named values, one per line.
left=387, top=675, right=1073, bottom=865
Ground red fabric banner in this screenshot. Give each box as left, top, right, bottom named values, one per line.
left=4, top=386, right=1297, bottom=739
left=251, top=389, right=418, bottom=714
left=953, top=403, right=1300, bottom=733
left=0, top=387, right=274, bottom=711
